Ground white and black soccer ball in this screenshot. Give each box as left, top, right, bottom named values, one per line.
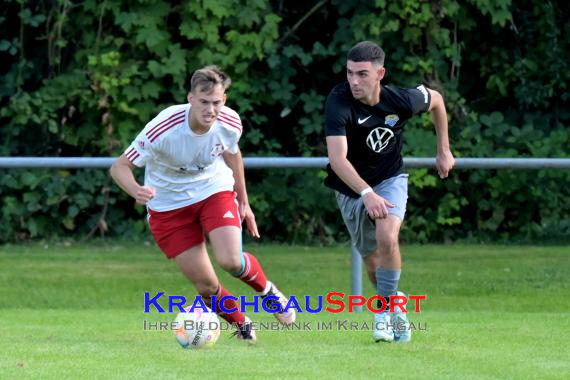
left=174, top=306, right=221, bottom=350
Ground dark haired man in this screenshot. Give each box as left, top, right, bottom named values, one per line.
left=324, top=42, right=455, bottom=343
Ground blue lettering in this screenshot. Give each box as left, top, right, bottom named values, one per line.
left=284, top=296, right=302, bottom=313
left=168, top=295, right=186, bottom=313
left=305, top=295, right=323, bottom=313
left=261, top=295, right=280, bottom=313
left=189, top=296, right=209, bottom=313
left=218, top=295, right=238, bottom=313
left=240, top=295, right=259, bottom=313
left=144, top=292, right=165, bottom=313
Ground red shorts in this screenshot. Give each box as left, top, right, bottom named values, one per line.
left=148, top=191, right=241, bottom=259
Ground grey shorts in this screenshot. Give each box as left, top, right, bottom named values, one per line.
left=335, top=173, right=409, bottom=257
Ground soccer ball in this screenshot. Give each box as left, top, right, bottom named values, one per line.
left=174, top=306, right=221, bottom=350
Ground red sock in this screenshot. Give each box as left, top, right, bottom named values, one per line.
left=238, top=252, right=268, bottom=292
left=202, top=285, right=245, bottom=326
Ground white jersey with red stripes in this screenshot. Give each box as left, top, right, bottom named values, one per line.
left=123, top=103, right=243, bottom=211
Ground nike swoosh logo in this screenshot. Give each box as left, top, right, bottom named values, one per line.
left=358, top=115, right=372, bottom=124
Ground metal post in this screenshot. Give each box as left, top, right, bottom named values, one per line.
left=351, top=245, right=363, bottom=312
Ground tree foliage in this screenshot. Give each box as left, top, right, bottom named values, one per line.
left=0, top=0, right=568, bottom=243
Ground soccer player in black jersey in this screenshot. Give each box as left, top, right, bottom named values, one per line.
left=324, top=41, right=455, bottom=343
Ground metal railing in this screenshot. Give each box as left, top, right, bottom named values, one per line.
left=1, top=156, right=570, bottom=169
left=2, top=156, right=569, bottom=311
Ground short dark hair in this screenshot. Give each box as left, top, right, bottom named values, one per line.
left=190, top=65, right=231, bottom=93
left=347, top=41, right=385, bottom=66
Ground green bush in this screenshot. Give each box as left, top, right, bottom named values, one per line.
left=0, top=0, right=568, bottom=243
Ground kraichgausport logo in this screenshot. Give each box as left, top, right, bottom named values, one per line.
left=143, top=319, right=427, bottom=333
left=144, top=292, right=426, bottom=314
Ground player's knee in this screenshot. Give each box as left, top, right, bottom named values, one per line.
left=196, top=282, right=219, bottom=297
left=377, top=233, right=399, bottom=254
left=217, top=256, right=242, bottom=273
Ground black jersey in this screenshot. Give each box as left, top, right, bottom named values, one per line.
left=324, top=82, right=431, bottom=197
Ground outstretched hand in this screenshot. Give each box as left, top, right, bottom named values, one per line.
left=436, top=150, right=455, bottom=179
left=239, top=203, right=260, bottom=239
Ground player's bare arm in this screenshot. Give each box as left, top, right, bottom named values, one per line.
left=427, top=88, right=455, bottom=179
left=326, top=135, right=394, bottom=219
left=109, top=155, right=155, bottom=205
left=222, top=149, right=260, bottom=238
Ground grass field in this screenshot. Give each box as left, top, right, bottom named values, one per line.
left=0, top=242, right=569, bottom=379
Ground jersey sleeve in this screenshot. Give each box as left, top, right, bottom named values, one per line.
left=404, top=84, right=431, bottom=115
left=123, top=128, right=153, bottom=167
left=324, top=91, right=350, bottom=136
left=218, top=107, right=243, bottom=154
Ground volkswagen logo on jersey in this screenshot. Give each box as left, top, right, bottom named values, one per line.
left=366, top=127, right=394, bottom=153
left=384, top=114, right=399, bottom=127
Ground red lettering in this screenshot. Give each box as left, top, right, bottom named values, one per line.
left=389, top=295, right=407, bottom=313
left=325, top=292, right=345, bottom=313
left=408, top=295, right=426, bottom=313
left=348, top=295, right=366, bottom=312
left=366, top=295, right=387, bottom=313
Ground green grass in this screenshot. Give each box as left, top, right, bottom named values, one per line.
left=0, top=243, right=569, bottom=379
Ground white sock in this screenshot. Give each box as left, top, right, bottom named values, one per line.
left=260, top=280, right=273, bottom=296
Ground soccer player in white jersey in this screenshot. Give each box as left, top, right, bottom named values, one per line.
left=110, top=65, right=295, bottom=343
